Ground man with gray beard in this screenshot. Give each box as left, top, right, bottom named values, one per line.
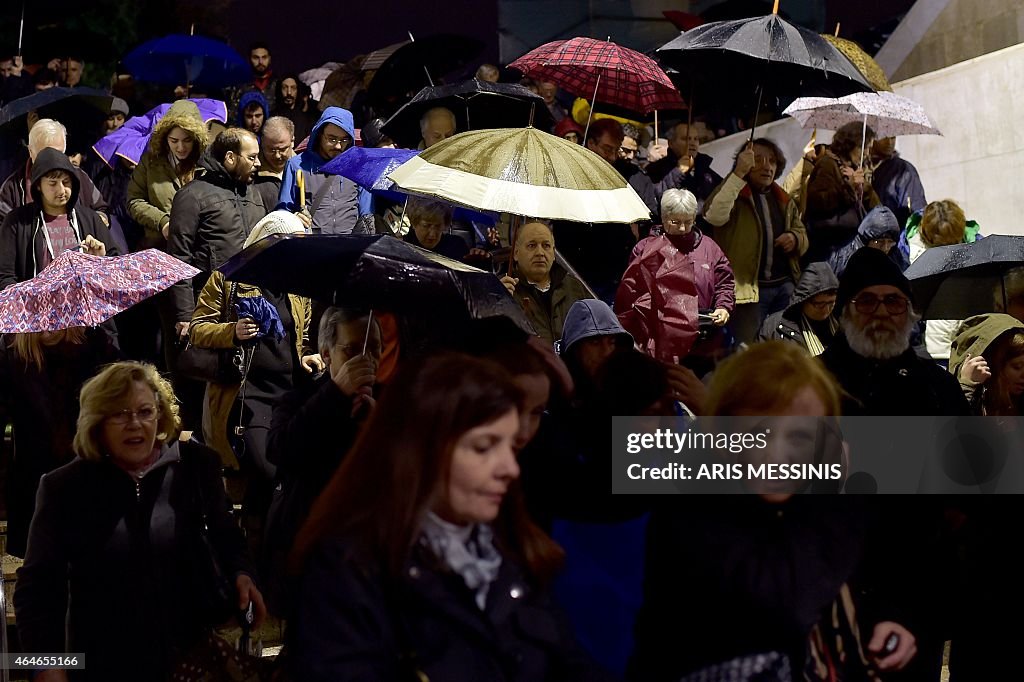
left=819, top=247, right=969, bottom=416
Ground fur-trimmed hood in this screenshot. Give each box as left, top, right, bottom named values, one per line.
left=148, top=100, right=210, bottom=160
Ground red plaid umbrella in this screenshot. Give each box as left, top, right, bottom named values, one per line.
left=509, top=37, right=685, bottom=117
left=0, top=249, right=199, bottom=333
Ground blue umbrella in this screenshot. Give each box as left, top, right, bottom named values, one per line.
left=123, top=34, right=249, bottom=88
left=321, top=147, right=497, bottom=227
left=321, top=146, right=418, bottom=202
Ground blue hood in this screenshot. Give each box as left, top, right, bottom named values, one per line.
left=236, top=91, right=269, bottom=127
left=309, top=107, right=355, bottom=155
left=857, top=205, right=900, bottom=240
left=559, top=299, right=633, bottom=356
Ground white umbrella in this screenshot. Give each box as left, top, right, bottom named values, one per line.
left=387, top=127, right=651, bottom=224
left=783, top=91, right=941, bottom=163
left=299, top=62, right=342, bottom=102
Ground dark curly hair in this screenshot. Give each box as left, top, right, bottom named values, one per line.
left=829, top=121, right=875, bottom=162
left=733, top=137, right=787, bottom=181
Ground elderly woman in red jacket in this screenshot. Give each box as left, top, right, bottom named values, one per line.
left=614, top=188, right=735, bottom=375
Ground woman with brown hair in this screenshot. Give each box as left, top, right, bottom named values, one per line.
left=0, top=326, right=119, bottom=556
left=287, top=353, right=613, bottom=682
left=126, top=100, right=210, bottom=250
left=804, top=121, right=882, bottom=262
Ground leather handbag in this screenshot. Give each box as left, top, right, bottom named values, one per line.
left=178, top=281, right=245, bottom=384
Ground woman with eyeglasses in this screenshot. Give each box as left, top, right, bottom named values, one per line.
left=14, top=361, right=266, bottom=682
left=0, top=327, right=120, bottom=557
left=757, top=262, right=840, bottom=356
left=614, top=188, right=735, bottom=377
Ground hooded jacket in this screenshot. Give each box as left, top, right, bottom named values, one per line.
left=614, top=229, right=734, bottom=362
left=0, top=152, right=109, bottom=225
left=278, top=107, right=370, bottom=234
left=828, top=206, right=905, bottom=279
left=0, top=148, right=119, bottom=290
left=948, top=314, right=1024, bottom=414
left=127, top=100, right=209, bottom=250
left=237, top=91, right=270, bottom=132
left=560, top=298, right=634, bottom=356
left=757, top=262, right=839, bottom=350
left=166, top=150, right=267, bottom=323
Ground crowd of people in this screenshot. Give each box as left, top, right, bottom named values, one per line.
left=0, top=37, right=1021, bottom=682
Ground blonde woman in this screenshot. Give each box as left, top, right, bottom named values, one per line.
left=14, top=361, right=265, bottom=682
left=0, top=326, right=119, bottom=556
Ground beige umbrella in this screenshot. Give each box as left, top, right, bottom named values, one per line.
left=387, top=127, right=650, bottom=224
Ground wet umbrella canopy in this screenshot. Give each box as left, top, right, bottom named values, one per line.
left=657, top=13, right=874, bottom=101
left=0, top=249, right=199, bottom=333
left=91, top=98, right=227, bottom=168
left=381, top=80, right=552, bottom=149
left=123, top=34, right=250, bottom=88
left=218, top=234, right=535, bottom=335
left=905, top=236, right=1024, bottom=320
left=387, top=126, right=651, bottom=223
left=0, top=87, right=113, bottom=127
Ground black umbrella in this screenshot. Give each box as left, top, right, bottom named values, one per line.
left=0, top=87, right=112, bottom=127
left=217, top=234, right=535, bottom=335
left=656, top=6, right=873, bottom=139
left=366, top=34, right=486, bottom=111
left=380, top=79, right=552, bottom=148
left=905, top=236, right=1024, bottom=320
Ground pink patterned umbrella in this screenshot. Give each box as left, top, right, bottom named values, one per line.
left=0, top=249, right=199, bottom=333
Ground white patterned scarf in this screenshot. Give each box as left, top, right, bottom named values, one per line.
left=420, top=512, right=502, bottom=610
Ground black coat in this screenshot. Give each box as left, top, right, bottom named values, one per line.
left=0, top=149, right=120, bottom=291
left=629, top=497, right=868, bottom=681
left=166, top=152, right=266, bottom=322
left=0, top=329, right=121, bottom=557
left=14, top=440, right=255, bottom=682
left=757, top=262, right=839, bottom=350
left=263, top=374, right=364, bottom=614
left=819, top=335, right=971, bottom=416
left=288, top=537, right=616, bottom=682
left=647, top=151, right=722, bottom=205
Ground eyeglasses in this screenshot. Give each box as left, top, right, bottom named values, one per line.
left=805, top=298, right=837, bottom=310
left=619, top=146, right=637, bottom=156
left=266, top=145, right=293, bottom=158
left=108, top=405, right=159, bottom=425
left=324, top=134, right=352, bottom=148
left=664, top=216, right=695, bottom=228
left=851, top=294, right=910, bottom=315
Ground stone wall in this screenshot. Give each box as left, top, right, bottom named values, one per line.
left=891, top=0, right=1024, bottom=81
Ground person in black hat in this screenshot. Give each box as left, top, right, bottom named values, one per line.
left=818, top=247, right=969, bottom=416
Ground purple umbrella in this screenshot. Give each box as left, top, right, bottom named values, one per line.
left=91, top=98, right=227, bottom=168
left=0, top=249, right=199, bottom=333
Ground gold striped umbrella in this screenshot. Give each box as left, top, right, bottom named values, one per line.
left=388, top=127, right=651, bottom=223
left=823, top=35, right=892, bottom=92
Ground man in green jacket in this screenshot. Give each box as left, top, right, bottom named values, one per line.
left=501, top=220, right=591, bottom=346
left=704, top=138, right=808, bottom=344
